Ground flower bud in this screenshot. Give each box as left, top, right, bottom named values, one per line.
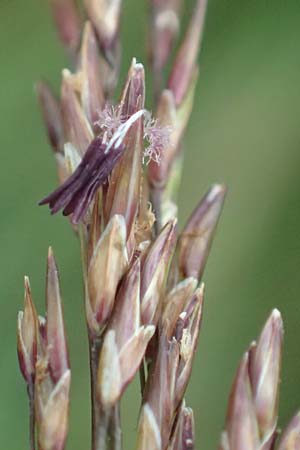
left=168, top=0, right=207, bottom=105
left=80, top=22, right=105, bottom=126
left=139, top=283, right=203, bottom=448
left=107, top=111, right=143, bottom=237
left=174, top=285, right=204, bottom=406
left=148, top=71, right=198, bottom=192
left=49, top=0, right=81, bottom=56
left=162, top=277, right=197, bottom=339
left=109, top=258, right=141, bottom=347
left=22, top=250, right=71, bottom=450
left=249, top=309, right=283, bottom=442
left=46, top=247, right=69, bottom=383
left=220, top=310, right=284, bottom=450
left=141, top=219, right=177, bottom=325
left=149, top=0, right=182, bottom=73
left=224, top=353, right=260, bottom=450
left=144, top=335, right=180, bottom=447
left=61, top=69, right=94, bottom=155
left=178, top=184, right=226, bottom=281
left=97, top=259, right=155, bottom=407
left=97, top=331, right=121, bottom=408
left=109, top=114, right=144, bottom=239
left=104, top=62, right=145, bottom=236
left=87, top=215, right=128, bottom=336
left=36, top=81, right=64, bottom=154
left=17, top=277, right=38, bottom=383
left=98, top=325, right=154, bottom=408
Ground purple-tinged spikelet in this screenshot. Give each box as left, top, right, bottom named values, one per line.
left=39, top=136, right=124, bottom=224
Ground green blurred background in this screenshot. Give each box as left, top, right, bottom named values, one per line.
left=1, top=0, right=300, bottom=448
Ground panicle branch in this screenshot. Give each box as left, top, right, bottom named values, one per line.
left=219, top=310, right=285, bottom=450
left=19, top=2, right=300, bottom=450
left=24, top=1, right=226, bottom=448
left=18, top=249, right=70, bottom=450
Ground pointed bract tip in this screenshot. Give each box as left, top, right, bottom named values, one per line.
left=271, top=308, right=282, bottom=322
left=24, top=276, right=31, bottom=300
left=269, top=308, right=284, bottom=339
left=119, top=61, right=146, bottom=117
left=207, top=183, right=227, bottom=199
left=48, top=246, right=54, bottom=261
left=47, top=247, right=59, bottom=275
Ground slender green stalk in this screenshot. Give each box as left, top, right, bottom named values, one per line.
left=109, top=405, right=122, bottom=450
left=89, top=335, right=102, bottom=450
left=27, top=382, right=35, bottom=450
left=96, top=407, right=110, bottom=450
